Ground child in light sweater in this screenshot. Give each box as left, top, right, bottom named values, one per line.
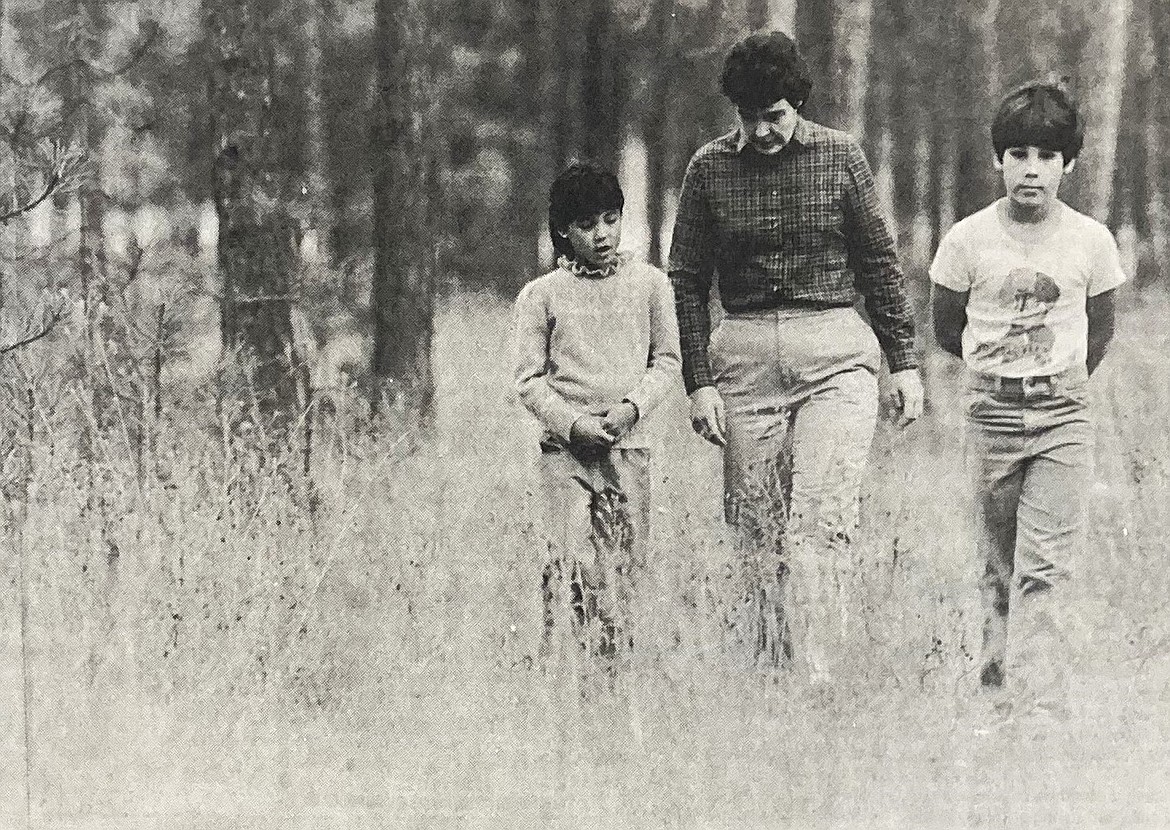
left=513, top=161, right=681, bottom=661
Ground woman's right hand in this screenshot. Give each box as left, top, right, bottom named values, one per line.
left=689, top=386, right=726, bottom=446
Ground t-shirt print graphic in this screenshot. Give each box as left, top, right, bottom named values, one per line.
left=972, top=267, right=1061, bottom=366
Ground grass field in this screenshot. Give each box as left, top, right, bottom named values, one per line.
left=1, top=286, right=1169, bottom=829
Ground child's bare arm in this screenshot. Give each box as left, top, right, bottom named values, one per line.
left=1086, top=288, right=1116, bottom=375
left=932, top=284, right=968, bottom=360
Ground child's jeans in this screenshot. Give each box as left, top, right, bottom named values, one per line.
left=964, top=365, right=1091, bottom=702
left=538, top=446, right=650, bottom=661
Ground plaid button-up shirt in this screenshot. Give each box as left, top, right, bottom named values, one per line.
left=668, top=117, right=918, bottom=394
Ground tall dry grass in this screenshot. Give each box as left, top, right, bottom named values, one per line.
left=0, top=286, right=1168, bottom=828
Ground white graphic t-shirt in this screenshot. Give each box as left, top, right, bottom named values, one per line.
left=930, top=200, right=1126, bottom=377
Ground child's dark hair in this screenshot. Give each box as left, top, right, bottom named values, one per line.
left=720, top=31, right=812, bottom=111
left=548, top=161, right=624, bottom=259
left=991, top=78, right=1083, bottom=162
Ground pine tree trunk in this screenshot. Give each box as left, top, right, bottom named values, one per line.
left=65, top=0, right=115, bottom=456
left=535, top=0, right=559, bottom=269
left=78, top=171, right=105, bottom=310
left=798, top=0, right=878, bottom=139
left=207, top=0, right=302, bottom=417
left=303, top=0, right=335, bottom=266
left=935, top=127, right=957, bottom=236
left=795, top=0, right=832, bottom=124
left=536, top=0, right=580, bottom=267
left=767, top=0, right=797, bottom=36
left=547, top=0, right=584, bottom=167
left=371, top=0, right=435, bottom=419
left=870, top=76, right=895, bottom=224
left=1142, top=0, right=1170, bottom=288
left=1117, top=0, right=1149, bottom=286
left=827, top=0, right=872, bottom=139
left=0, top=0, right=9, bottom=316
left=581, top=0, right=624, bottom=168
left=1145, top=118, right=1170, bottom=291
left=998, top=0, right=1061, bottom=81
left=954, top=0, right=1001, bottom=219
left=73, top=0, right=106, bottom=319
left=1069, top=0, right=1130, bottom=223
left=908, top=99, right=934, bottom=266
left=749, top=0, right=796, bottom=32
left=511, top=0, right=554, bottom=278
left=644, top=0, right=676, bottom=268
left=748, top=0, right=768, bottom=29
left=929, top=4, right=959, bottom=240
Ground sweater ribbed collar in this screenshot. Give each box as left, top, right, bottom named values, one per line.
left=558, top=252, right=626, bottom=280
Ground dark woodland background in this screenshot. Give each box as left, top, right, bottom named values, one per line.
left=0, top=0, right=1162, bottom=424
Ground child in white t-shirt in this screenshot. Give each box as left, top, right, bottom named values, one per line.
left=930, top=79, right=1125, bottom=714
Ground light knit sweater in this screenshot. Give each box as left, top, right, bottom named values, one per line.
left=512, top=256, right=682, bottom=449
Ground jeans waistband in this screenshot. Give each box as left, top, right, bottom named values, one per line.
left=965, top=364, right=1088, bottom=395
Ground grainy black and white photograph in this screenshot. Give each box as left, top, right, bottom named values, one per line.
left=0, top=0, right=1167, bottom=827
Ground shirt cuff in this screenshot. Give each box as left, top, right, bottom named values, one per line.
left=886, top=344, right=919, bottom=373
left=683, top=363, right=713, bottom=395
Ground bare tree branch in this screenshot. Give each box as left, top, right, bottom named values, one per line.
left=0, top=306, right=64, bottom=357
left=0, top=173, right=61, bottom=225
left=118, top=242, right=145, bottom=293
left=34, top=20, right=160, bottom=86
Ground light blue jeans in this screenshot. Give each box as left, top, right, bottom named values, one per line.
left=964, top=365, right=1091, bottom=697
left=710, top=306, right=881, bottom=672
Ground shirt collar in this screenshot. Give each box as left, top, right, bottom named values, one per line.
left=734, top=115, right=813, bottom=155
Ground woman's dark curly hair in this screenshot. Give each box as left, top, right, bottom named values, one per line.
left=720, top=31, right=812, bottom=111
left=548, top=160, right=624, bottom=259
left=991, top=78, right=1083, bottom=162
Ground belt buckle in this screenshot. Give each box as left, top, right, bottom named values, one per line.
left=996, top=376, right=1025, bottom=398
left=1001, top=374, right=1054, bottom=399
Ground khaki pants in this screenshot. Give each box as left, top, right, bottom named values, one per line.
left=710, top=306, right=881, bottom=673
left=538, top=447, right=650, bottom=660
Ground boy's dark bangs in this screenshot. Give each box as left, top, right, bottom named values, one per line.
left=994, top=87, right=1080, bottom=155
left=999, top=118, right=1072, bottom=153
